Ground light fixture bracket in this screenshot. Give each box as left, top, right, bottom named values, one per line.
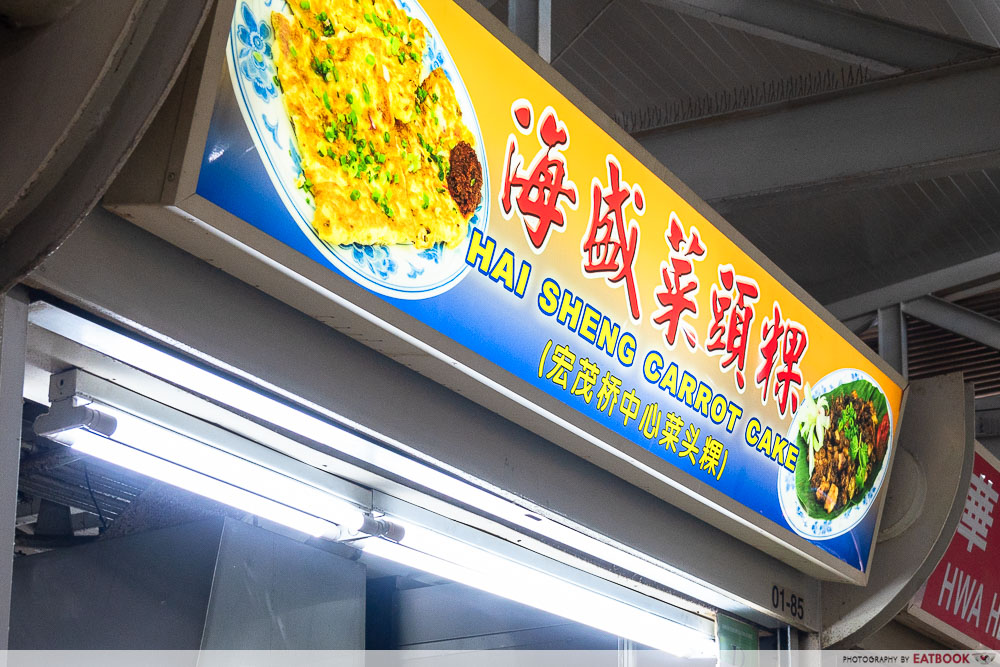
left=358, top=516, right=405, bottom=542
left=34, top=396, right=118, bottom=438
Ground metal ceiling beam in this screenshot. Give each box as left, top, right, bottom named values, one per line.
left=508, top=0, right=552, bottom=62
left=826, top=249, right=1000, bottom=320
left=944, top=277, right=1000, bottom=302
left=843, top=312, right=876, bottom=337
left=640, top=0, right=992, bottom=74
left=637, top=56, right=1000, bottom=210
left=902, top=296, right=1000, bottom=352
left=878, top=305, right=908, bottom=378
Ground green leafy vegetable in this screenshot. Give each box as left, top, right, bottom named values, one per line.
left=855, top=444, right=869, bottom=489
left=838, top=403, right=859, bottom=444
left=836, top=401, right=872, bottom=490
left=794, top=379, right=890, bottom=520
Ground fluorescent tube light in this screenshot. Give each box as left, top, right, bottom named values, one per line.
left=94, top=404, right=366, bottom=531
left=41, top=402, right=716, bottom=657
left=45, top=405, right=367, bottom=538
left=33, top=307, right=724, bottom=616
left=68, top=430, right=337, bottom=537
left=44, top=400, right=714, bottom=657
left=362, top=524, right=717, bottom=658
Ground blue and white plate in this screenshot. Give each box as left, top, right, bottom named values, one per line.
left=777, top=368, right=894, bottom=540
left=227, top=0, right=489, bottom=299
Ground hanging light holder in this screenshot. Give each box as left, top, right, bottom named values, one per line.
left=34, top=397, right=118, bottom=438
left=31, top=368, right=408, bottom=542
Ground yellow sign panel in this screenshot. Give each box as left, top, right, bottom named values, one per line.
left=204, top=0, right=905, bottom=575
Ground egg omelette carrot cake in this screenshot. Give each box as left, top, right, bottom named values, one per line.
left=271, top=0, right=483, bottom=249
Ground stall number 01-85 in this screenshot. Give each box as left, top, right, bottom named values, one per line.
left=771, top=585, right=805, bottom=621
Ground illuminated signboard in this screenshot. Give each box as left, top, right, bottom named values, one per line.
left=117, top=0, right=905, bottom=581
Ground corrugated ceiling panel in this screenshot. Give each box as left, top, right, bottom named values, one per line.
left=725, top=169, right=1000, bottom=305
left=818, top=0, right=1000, bottom=46
left=547, top=0, right=869, bottom=121
left=550, top=0, right=615, bottom=58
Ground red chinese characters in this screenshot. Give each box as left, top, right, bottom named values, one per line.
left=706, top=264, right=760, bottom=392
left=581, top=156, right=644, bottom=322
left=755, top=302, right=809, bottom=418
left=651, top=213, right=706, bottom=351
left=500, top=99, right=579, bottom=252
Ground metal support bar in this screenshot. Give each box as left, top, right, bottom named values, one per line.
left=902, top=295, right=1000, bottom=351
left=826, top=249, right=1000, bottom=321
left=843, top=313, right=876, bottom=337
left=636, top=57, right=1000, bottom=209
left=877, top=304, right=908, bottom=378
left=538, top=0, right=551, bottom=63
left=641, top=0, right=992, bottom=74
left=0, top=287, right=28, bottom=651
left=507, top=0, right=551, bottom=62
left=507, top=0, right=536, bottom=52
left=944, top=276, right=1000, bottom=302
